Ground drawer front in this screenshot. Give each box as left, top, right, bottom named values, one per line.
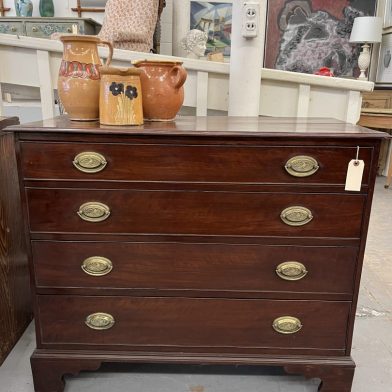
left=37, top=295, right=350, bottom=351
left=25, top=22, right=74, bottom=38
left=27, top=189, right=365, bottom=238
left=20, top=142, right=372, bottom=185
left=33, top=241, right=357, bottom=296
left=0, top=22, right=24, bottom=35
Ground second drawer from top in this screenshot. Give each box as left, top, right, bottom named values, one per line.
left=26, top=189, right=366, bottom=238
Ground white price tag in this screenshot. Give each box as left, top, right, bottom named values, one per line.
left=345, top=159, right=365, bottom=191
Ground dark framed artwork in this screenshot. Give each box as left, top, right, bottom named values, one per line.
left=190, top=1, right=232, bottom=57
left=264, top=0, right=377, bottom=77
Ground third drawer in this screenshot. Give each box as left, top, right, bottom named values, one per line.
left=32, top=241, right=358, bottom=298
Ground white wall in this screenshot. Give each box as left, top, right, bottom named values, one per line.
left=3, top=0, right=174, bottom=55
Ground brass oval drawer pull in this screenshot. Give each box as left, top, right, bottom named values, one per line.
left=276, top=261, right=308, bottom=281
left=32, top=26, right=38, bottom=32
left=273, top=316, right=302, bottom=334
left=11, top=26, right=17, bottom=32
left=73, top=152, right=107, bottom=174
left=280, top=206, right=313, bottom=226
left=85, top=313, right=115, bottom=330
left=82, top=256, right=113, bottom=276
left=285, top=156, right=319, bottom=177
left=77, top=202, right=111, bottom=223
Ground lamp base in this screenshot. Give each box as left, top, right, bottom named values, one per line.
left=357, top=43, right=371, bottom=80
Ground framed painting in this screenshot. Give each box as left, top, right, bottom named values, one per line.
left=190, top=1, right=232, bottom=57
left=384, top=0, right=392, bottom=28
left=264, top=0, right=377, bottom=77
left=376, top=32, right=392, bottom=85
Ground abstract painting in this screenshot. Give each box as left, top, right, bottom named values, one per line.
left=190, top=1, right=232, bottom=56
left=265, top=0, right=377, bottom=77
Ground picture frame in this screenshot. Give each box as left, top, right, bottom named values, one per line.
left=190, top=0, right=233, bottom=57
left=384, top=0, right=392, bottom=28
left=376, top=32, right=392, bottom=85
left=264, top=0, right=378, bottom=77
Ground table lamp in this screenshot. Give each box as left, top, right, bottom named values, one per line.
left=349, top=16, right=383, bottom=80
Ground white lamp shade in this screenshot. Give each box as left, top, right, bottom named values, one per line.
left=349, top=16, right=383, bottom=43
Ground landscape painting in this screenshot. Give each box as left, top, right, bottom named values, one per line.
left=265, top=0, right=377, bottom=77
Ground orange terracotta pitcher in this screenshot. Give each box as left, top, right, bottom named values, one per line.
left=133, top=60, right=187, bottom=121
left=58, top=35, right=113, bottom=121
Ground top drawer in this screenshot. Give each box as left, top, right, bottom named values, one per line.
left=20, top=142, right=372, bottom=186
left=25, top=22, right=74, bottom=38
left=0, top=21, right=23, bottom=35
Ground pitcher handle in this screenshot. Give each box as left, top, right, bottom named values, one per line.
left=99, top=40, right=114, bottom=66
left=169, top=65, right=187, bottom=90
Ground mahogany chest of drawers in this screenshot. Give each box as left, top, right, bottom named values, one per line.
left=8, top=116, right=385, bottom=391
left=0, top=116, right=32, bottom=366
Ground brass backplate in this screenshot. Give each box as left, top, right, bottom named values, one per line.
left=273, top=316, right=302, bottom=334
left=77, top=202, right=111, bottom=223
left=73, top=151, right=107, bottom=174
left=285, top=155, right=319, bottom=177
left=85, top=312, right=115, bottom=330
left=280, top=206, right=313, bottom=226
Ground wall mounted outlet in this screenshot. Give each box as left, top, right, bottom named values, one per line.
left=242, top=1, right=259, bottom=38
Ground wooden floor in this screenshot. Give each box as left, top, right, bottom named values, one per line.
left=0, top=178, right=391, bottom=392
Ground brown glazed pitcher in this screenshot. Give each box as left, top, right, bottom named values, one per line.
left=133, top=60, right=187, bottom=121
left=58, top=35, right=113, bottom=121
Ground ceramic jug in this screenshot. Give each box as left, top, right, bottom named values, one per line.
left=58, top=35, right=113, bottom=121
left=133, top=60, right=187, bottom=121
left=100, top=67, right=144, bottom=126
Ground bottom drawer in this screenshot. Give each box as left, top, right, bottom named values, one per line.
left=37, top=296, right=350, bottom=354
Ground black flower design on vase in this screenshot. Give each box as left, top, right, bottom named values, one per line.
left=125, top=85, right=138, bottom=100
left=110, top=82, right=124, bottom=96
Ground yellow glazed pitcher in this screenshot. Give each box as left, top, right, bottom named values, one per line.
left=100, top=67, right=144, bottom=126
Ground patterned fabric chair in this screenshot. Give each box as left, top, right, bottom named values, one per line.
left=98, top=0, right=160, bottom=53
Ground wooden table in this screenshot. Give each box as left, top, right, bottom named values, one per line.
left=359, top=108, right=392, bottom=188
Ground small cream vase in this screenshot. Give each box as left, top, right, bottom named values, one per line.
left=100, top=67, right=144, bottom=126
